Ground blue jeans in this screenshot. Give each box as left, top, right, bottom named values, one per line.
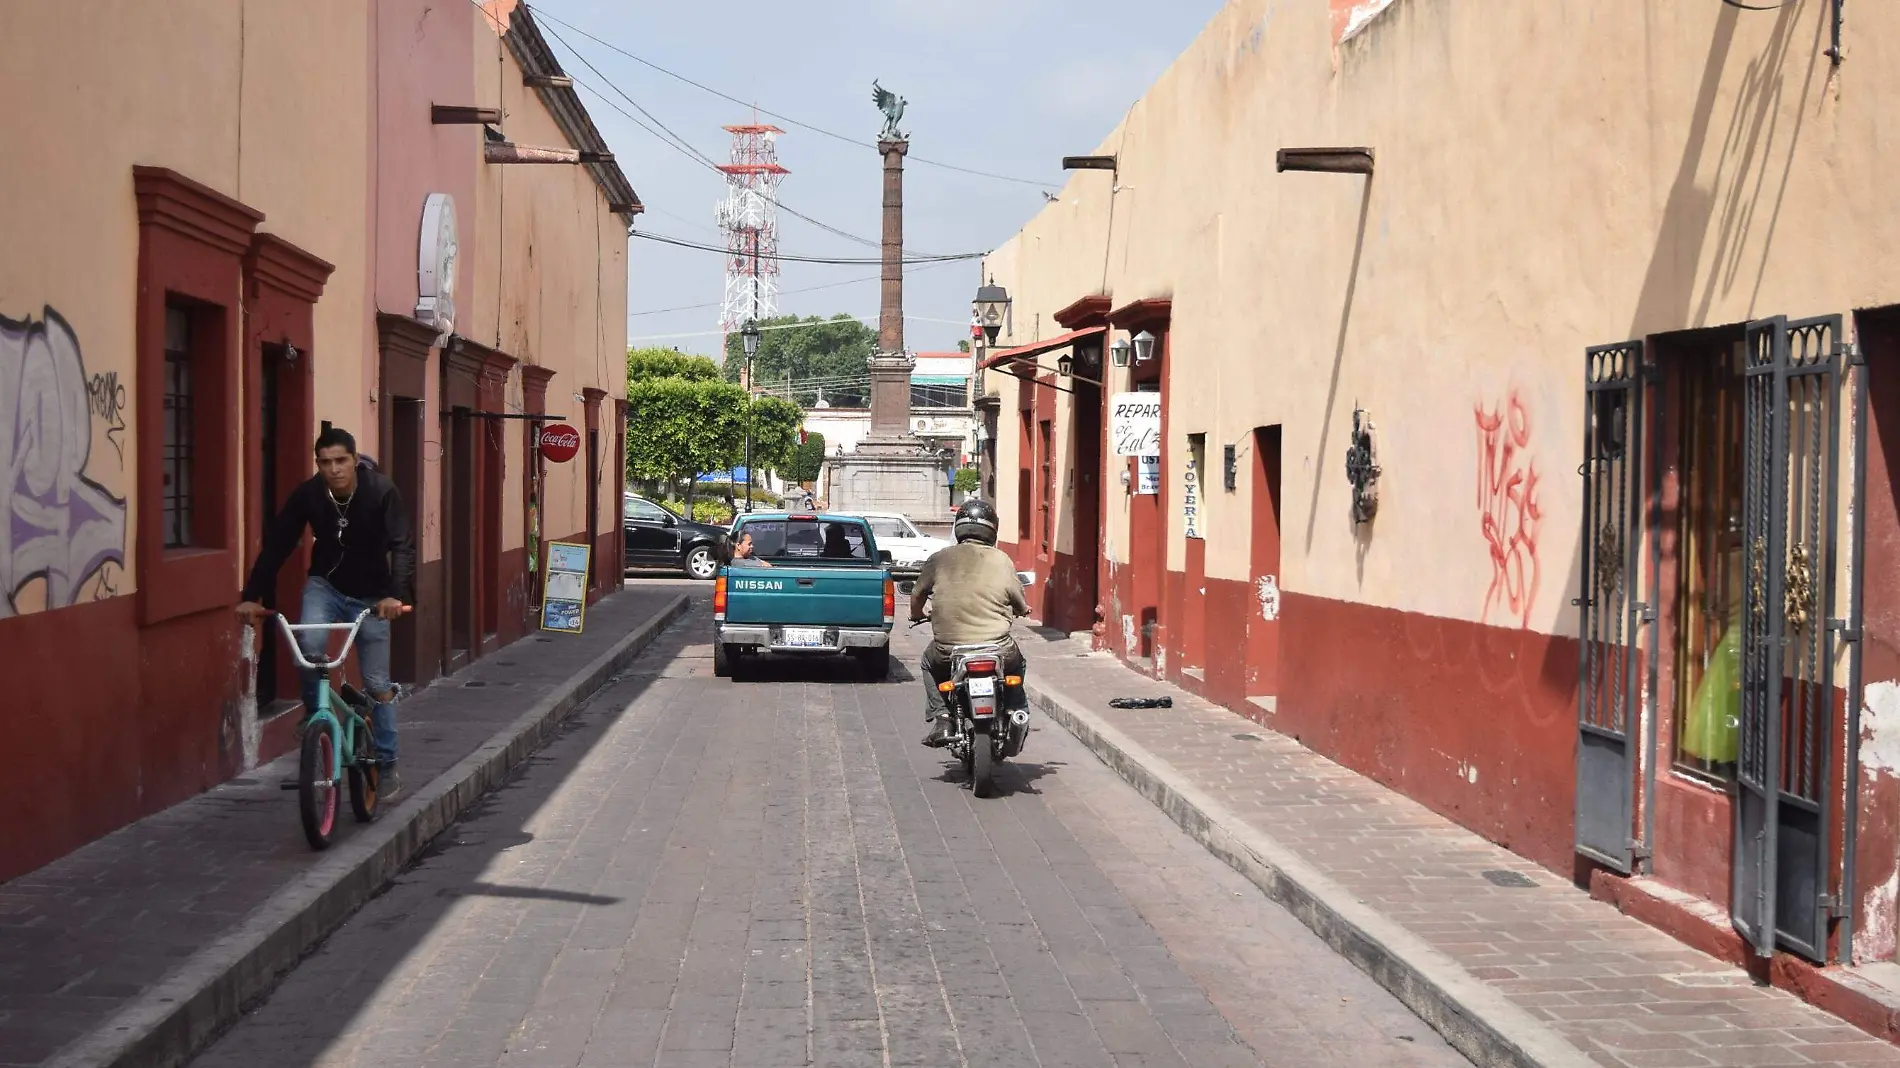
left=297, top=577, right=398, bottom=763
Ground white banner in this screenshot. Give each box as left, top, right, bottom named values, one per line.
left=1110, top=392, right=1162, bottom=457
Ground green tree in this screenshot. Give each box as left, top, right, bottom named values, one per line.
left=724, top=314, right=875, bottom=408
left=624, top=377, right=750, bottom=491
left=953, top=466, right=981, bottom=495
left=783, top=431, right=827, bottom=484
left=745, top=396, right=802, bottom=475
left=628, top=346, right=720, bottom=383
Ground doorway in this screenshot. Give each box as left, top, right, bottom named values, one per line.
left=481, top=417, right=502, bottom=644
left=387, top=397, right=424, bottom=683
left=1066, top=376, right=1103, bottom=636
left=1247, top=426, right=1283, bottom=703
left=447, top=408, right=475, bottom=669
left=586, top=427, right=600, bottom=595
left=254, top=342, right=301, bottom=714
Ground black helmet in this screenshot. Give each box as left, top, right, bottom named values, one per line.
left=952, top=498, right=1000, bottom=546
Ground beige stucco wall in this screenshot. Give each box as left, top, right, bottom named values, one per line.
left=988, top=0, right=1895, bottom=638
left=470, top=10, right=630, bottom=555
left=0, top=1, right=370, bottom=613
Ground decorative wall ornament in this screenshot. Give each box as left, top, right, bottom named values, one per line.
left=1344, top=406, right=1381, bottom=524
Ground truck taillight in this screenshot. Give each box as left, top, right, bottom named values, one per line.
left=713, top=575, right=727, bottom=618
left=883, top=578, right=895, bottom=622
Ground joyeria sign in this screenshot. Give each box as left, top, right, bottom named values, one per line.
left=539, top=423, right=582, bottom=464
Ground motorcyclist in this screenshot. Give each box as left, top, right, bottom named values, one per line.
left=908, top=499, right=1030, bottom=747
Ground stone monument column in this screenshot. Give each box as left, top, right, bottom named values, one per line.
left=821, top=85, right=949, bottom=524
left=866, top=138, right=915, bottom=443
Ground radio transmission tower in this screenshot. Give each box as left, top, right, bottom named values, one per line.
left=716, top=123, right=788, bottom=374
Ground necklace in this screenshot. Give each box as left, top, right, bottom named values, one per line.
left=330, top=487, right=356, bottom=539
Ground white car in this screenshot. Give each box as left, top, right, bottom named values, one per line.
left=855, top=511, right=952, bottom=580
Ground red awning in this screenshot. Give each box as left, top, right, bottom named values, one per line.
left=978, top=325, right=1107, bottom=370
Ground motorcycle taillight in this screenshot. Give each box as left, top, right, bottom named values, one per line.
left=965, top=658, right=998, bottom=674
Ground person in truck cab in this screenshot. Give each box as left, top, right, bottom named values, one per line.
left=729, top=531, right=771, bottom=568
left=908, top=499, right=1030, bottom=747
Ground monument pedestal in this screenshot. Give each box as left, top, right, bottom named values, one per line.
left=824, top=446, right=948, bottom=522
left=823, top=350, right=949, bottom=521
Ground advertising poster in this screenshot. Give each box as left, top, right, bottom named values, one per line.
left=540, top=541, right=592, bottom=634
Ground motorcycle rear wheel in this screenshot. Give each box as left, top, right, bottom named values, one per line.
left=971, top=722, right=997, bottom=798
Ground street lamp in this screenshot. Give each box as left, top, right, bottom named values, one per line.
left=1132, top=329, right=1156, bottom=364
left=972, top=282, right=1011, bottom=346
left=742, top=318, right=760, bottom=513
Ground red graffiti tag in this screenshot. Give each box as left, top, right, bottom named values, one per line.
left=1476, top=394, right=1540, bottom=629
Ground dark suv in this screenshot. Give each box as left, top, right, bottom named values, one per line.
left=623, top=494, right=730, bottom=580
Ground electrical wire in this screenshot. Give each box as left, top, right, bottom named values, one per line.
left=630, top=312, right=971, bottom=342
left=626, top=257, right=964, bottom=318
left=526, top=4, right=1060, bottom=190
left=632, top=229, right=982, bottom=265
left=540, top=22, right=939, bottom=257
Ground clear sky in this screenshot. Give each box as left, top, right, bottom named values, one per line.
left=528, top=0, right=1224, bottom=359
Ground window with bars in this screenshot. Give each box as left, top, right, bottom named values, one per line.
left=162, top=304, right=195, bottom=549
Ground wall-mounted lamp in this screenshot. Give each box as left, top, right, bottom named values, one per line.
left=1132, top=330, right=1156, bottom=364
left=1344, top=406, right=1381, bottom=524
left=1056, top=353, right=1073, bottom=377
left=972, top=282, right=1011, bottom=346
left=1109, top=337, right=1132, bottom=367
left=1223, top=444, right=1237, bottom=491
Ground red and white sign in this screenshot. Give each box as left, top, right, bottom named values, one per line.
left=539, top=423, right=581, bottom=464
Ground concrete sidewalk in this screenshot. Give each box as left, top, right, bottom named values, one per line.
left=1018, top=629, right=1900, bottom=1068
left=1, top=585, right=693, bottom=1068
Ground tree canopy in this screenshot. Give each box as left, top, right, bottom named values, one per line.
left=625, top=345, right=803, bottom=488
left=782, top=431, right=827, bottom=484
left=628, top=347, right=720, bottom=383
left=723, top=314, right=875, bottom=408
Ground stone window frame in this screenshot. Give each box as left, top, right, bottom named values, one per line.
left=132, top=166, right=263, bottom=626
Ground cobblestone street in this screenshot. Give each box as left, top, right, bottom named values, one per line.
left=187, top=593, right=1469, bottom=1068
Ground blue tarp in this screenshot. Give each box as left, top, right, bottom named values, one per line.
left=696, top=467, right=752, bottom=483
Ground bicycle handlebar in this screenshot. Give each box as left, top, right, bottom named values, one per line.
left=264, top=605, right=407, bottom=671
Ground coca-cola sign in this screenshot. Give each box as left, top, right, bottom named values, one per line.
left=539, top=423, right=582, bottom=463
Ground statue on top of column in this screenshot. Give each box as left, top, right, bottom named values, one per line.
left=871, top=81, right=907, bottom=141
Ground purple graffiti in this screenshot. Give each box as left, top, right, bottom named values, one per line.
left=0, top=307, right=126, bottom=616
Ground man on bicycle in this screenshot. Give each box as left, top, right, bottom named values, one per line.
left=236, top=427, right=415, bottom=797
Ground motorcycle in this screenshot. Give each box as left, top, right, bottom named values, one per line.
left=920, top=570, right=1037, bottom=798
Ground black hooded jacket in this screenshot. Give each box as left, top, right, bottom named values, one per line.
left=240, top=464, right=416, bottom=605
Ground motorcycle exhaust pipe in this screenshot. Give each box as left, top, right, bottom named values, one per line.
left=1010, top=709, right=1030, bottom=727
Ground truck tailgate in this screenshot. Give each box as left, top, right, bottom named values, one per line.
left=725, top=566, right=888, bottom=627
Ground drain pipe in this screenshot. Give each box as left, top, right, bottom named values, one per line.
left=1839, top=343, right=1869, bottom=962
left=1826, top=0, right=1845, bottom=64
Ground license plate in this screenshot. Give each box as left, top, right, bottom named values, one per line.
left=967, top=677, right=995, bottom=696
left=781, top=627, right=825, bottom=647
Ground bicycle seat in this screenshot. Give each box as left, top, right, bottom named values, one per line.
left=337, top=683, right=373, bottom=713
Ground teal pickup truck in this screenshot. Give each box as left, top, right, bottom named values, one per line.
left=712, top=513, right=895, bottom=679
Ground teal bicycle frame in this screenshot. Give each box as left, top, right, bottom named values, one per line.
left=274, top=607, right=377, bottom=788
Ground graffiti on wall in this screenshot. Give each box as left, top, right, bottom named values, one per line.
left=1475, top=392, right=1540, bottom=630
left=1256, top=574, right=1281, bottom=622
left=0, top=307, right=128, bottom=617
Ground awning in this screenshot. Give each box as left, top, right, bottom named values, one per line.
left=978, top=325, right=1107, bottom=370
left=912, top=375, right=968, bottom=386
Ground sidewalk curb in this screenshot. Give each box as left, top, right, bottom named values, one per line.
left=1026, top=676, right=1597, bottom=1068
left=47, top=593, right=692, bottom=1068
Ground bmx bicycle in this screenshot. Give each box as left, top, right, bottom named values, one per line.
left=268, top=605, right=407, bottom=850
